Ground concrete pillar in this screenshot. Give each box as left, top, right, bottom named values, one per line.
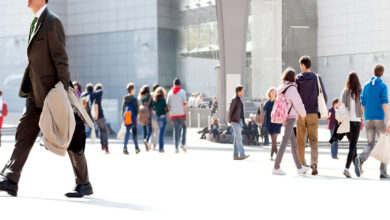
left=251, top=0, right=282, bottom=99
left=215, top=0, right=250, bottom=124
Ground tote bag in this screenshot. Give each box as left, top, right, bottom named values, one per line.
left=316, top=74, right=328, bottom=118
left=371, top=134, right=390, bottom=164
left=117, top=123, right=126, bottom=140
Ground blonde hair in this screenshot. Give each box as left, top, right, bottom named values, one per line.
left=266, top=87, right=276, bottom=100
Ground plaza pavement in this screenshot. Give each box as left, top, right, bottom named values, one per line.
left=0, top=126, right=388, bottom=220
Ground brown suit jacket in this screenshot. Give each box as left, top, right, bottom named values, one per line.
left=19, top=8, right=70, bottom=108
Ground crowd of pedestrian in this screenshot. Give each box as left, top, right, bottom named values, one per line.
left=228, top=55, right=390, bottom=180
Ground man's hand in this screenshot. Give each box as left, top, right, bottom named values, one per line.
left=386, top=124, right=390, bottom=134
left=300, top=115, right=306, bottom=120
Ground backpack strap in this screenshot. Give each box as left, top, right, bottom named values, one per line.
left=282, top=85, right=293, bottom=94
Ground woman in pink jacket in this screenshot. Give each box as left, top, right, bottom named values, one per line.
left=272, top=68, right=310, bottom=175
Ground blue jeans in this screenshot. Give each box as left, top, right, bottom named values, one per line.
left=157, top=116, right=167, bottom=151
left=143, top=120, right=152, bottom=142
left=330, top=128, right=338, bottom=158
left=124, top=123, right=139, bottom=150
left=173, top=117, right=186, bottom=149
left=232, top=122, right=246, bottom=158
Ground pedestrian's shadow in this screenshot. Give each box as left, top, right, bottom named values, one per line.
left=5, top=196, right=151, bottom=211
left=295, top=174, right=379, bottom=182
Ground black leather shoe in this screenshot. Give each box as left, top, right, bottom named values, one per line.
left=0, top=176, right=18, bottom=197
left=65, top=182, right=93, bottom=198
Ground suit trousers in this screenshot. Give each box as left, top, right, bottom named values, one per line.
left=1, top=97, right=89, bottom=185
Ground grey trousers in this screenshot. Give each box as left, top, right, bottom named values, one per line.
left=274, top=118, right=302, bottom=170
left=360, top=120, right=388, bottom=175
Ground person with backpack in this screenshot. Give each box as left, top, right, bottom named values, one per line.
left=152, top=86, right=168, bottom=152
left=339, top=72, right=363, bottom=178
left=93, top=83, right=109, bottom=153
left=263, top=87, right=282, bottom=160
left=248, top=114, right=259, bottom=145
left=328, top=98, right=340, bottom=159
left=228, top=85, right=250, bottom=160
left=296, top=55, right=327, bottom=175
left=355, top=64, right=390, bottom=180
left=272, top=68, right=310, bottom=175
left=0, top=90, right=8, bottom=147
left=122, top=83, right=140, bottom=155
left=138, top=85, right=153, bottom=152
left=81, top=83, right=94, bottom=138
left=150, top=84, right=161, bottom=151
left=167, top=78, right=188, bottom=153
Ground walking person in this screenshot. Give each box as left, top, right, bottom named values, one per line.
left=81, top=83, right=94, bottom=138
left=355, top=64, right=390, bottom=180
left=296, top=55, right=327, bottom=175
left=263, top=87, right=282, bottom=160
left=152, top=87, right=168, bottom=152
left=149, top=84, right=161, bottom=151
left=272, top=68, right=310, bottom=175
left=138, top=85, right=153, bottom=151
left=122, top=83, right=140, bottom=154
left=93, top=83, right=109, bottom=153
left=0, top=90, right=8, bottom=147
left=73, top=81, right=82, bottom=98
left=341, top=72, right=363, bottom=178
left=209, top=96, right=218, bottom=116
left=0, top=0, right=93, bottom=197
left=167, top=78, right=188, bottom=153
left=328, top=98, right=340, bottom=159
left=229, top=85, right=250, bottom=160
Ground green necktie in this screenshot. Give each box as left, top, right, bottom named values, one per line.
left=29, top=17, right=38, bottom=39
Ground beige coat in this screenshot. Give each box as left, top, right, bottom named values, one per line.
left=335, top=104, right=350, bottom=134
left=39, top=82, right=95, bottom=156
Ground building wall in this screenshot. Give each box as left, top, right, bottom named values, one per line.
left=251, top=0, right=282, bottom=99
left=317, top=0, right=390, bottom=103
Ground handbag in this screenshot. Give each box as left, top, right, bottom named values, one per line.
left=117, top=123, right=126, bottom=140
left=316, top=74, right=328, bottom=119
left=255, top=103, right=265, bottom=125
left=371, top=134, right=390, bottom=164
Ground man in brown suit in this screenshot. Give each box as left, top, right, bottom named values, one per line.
left=0, top=0, right=93, bottom=198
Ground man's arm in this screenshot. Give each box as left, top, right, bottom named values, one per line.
left=228, top=99, right=236, bottom=123
left=47, top=19, right=70, bottom=90
left=94, top=103, right=99, bottom=120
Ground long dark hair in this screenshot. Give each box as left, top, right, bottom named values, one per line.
left=346, top=72, right=361, bottom=100
left=138, top=85, right=151, bottom=99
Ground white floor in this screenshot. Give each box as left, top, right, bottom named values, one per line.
left=0, top=129, right=388, bottom=220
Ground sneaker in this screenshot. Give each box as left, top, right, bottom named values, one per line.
left=240, top=154, right=250, bottom=160
left=123, top=149, right=129, bottom=155
left=159, top=149, right=165, bottom=153
left=272, top=168, right=286, bottom=175
left=311, top=163, right=318, bottom=175
left=297, top=166, right=310, bottom=175
left=354, top=157, right=362, bottom=177
left=102, top=146, right=109, bottom=154
left=180, top=145, right=187, bottom=153
left=153, top=146, right=157, bottom=151
left=175, top=149, right=179, bottom=153
left=136, top=149, right=141, bottom=154
left=380, top=174, right=390, bottom=180
left=343, top=169, right=352, bottom=178
left=233, top=157, right=240, bottom=160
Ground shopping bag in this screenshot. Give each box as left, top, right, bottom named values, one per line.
left=371, top=134, right=390, bottom=164
left=316, top=74, right=328, bottom=119
left=117, top=123, right=126, bottom=140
